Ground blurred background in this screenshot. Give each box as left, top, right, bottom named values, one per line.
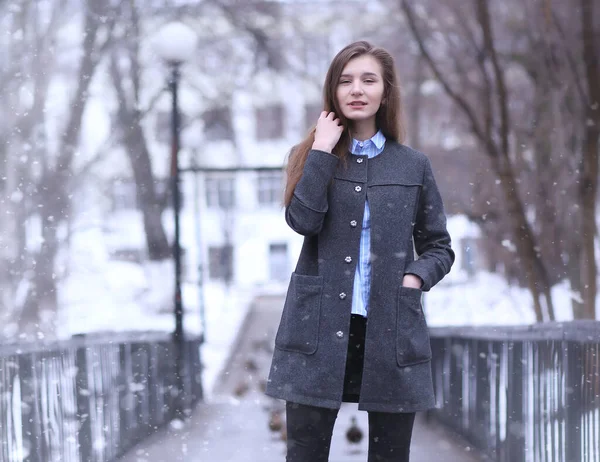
left=0, top=0, right=598, bottom=346
left=0, top=2, right=599, bottom=461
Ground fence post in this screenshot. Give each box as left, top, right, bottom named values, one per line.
left=148, top=343, right=160, bottom=430
left=564, top=341, right=582, bottom=462
left=449, top=338, right=464, bottom=429
left=187, top=339, right=203, bottom=405
left=119, top=342, right=133, bottom=452
left=75, top=344, right=92, bottom=462
left=18, top=354, right=43, bottom=462
left=505, top=341, right=525, bottom=462
left=475, top=339, right=491, bottom=453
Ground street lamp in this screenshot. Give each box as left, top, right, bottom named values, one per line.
left=154, top=20, right=197, bottom=419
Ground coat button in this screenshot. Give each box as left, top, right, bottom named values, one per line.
left=345, top=256, right=352, bottom=263
left=339, top=292, right=347, bottom=299
left=354, top=185, right=362, bottom=192
left=350, top=220, right=357, bottom=227
left=356, top=158, right=364, bottom=163
left=336, top=331, right=344, bottom=338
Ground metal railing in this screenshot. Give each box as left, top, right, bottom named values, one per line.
left=0, top=332, right=203, bottom=462
left=429, top=321, right=600, bottom=462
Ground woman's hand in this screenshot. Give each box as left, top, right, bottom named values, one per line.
left=402, top=274, right=423, bottom=289
left=312, top=111, right=344, bottom=153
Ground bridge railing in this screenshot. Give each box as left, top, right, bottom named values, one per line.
left=0, top=332, right=203, bottom=462
left=429, top=321, right=600, bottom=462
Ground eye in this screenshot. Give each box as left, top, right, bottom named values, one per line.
left=339, top=80, right=351, bottom=84
left=364, top=79, right=375, bottom=83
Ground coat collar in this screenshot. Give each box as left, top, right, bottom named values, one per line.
left=335, top=139, right=391, bottom=183
left=350, top=130, right=386, bottom=154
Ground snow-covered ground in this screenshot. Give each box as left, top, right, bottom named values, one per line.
left=52, top=210, right=260, bottom=398
left=426, top=271, right=577, bottom=326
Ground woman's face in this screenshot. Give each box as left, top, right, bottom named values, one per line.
left=335, top=54, right=385, bottom=126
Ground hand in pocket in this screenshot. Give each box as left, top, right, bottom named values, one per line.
left=402, top=274, right=423, bottom=289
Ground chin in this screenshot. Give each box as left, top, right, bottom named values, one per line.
left=346, top=113, right=377, bottom=122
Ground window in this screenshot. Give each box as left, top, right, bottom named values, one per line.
left=254, top=36, right=285, bottom=71
left=111, top=179, right=137, bottom=211
left=266, top=40, right=284, bottom=71
left=203, top=107, right=233, bottom=141
left=303, top=35, right=330, bottom=79
left=111, top=178, right=179, bottom=212
left=155, top=110, right=188, bottom=144
left=208, top=245, right=233, bottom=282
left=205, top=175, right=235, bottom=209
left=269, top=243, right=289, bottom=281
left=304, top=102, right=322, bottom=133
left=257, top=170, right=283, bottom=205
left=255, top=104, right=285, bottom=140
left=156, top=178, right=184, bottom=210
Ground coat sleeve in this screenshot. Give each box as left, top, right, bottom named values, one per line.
left=403, top=157, right=455, bottom=291
left=285, top=149, right=339, bottom=236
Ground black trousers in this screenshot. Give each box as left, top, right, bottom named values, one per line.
left=285, top=314, right=416, bottom=462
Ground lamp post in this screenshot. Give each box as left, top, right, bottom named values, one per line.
left=154, top=21, right=197, bottom=418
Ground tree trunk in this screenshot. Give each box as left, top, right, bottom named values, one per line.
left=109, top=1, right=171, bottom=262
left=580, top=127, right=598, bottom=319
left=126, top=112, right=172, bottom=260
left=17, top=0, right=116, bottom=333
left=110, top=52, right=172, bottom=261
left=568, top=240, right=585, bottom=318
left=19, top=189, right=62, bottom=335
left=408, top=54, right=424, bottom=151
left=579, top=0, right=599, bottom=320
left=477, top=0, right=555, bottom=321
left=494, top=160, right=555, bottom=321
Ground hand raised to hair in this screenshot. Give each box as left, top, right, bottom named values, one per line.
left=312, top=111, right=344, bottom=154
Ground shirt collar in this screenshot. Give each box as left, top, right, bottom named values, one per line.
left=351, top=130, right=386, bottom=152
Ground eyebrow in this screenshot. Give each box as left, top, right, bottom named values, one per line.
left=340, top=72, right=380, bottom=78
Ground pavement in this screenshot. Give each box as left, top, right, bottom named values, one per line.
left=119, top=295, right=486, bottom=462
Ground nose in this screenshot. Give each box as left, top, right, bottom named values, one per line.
left=350, top=81, right=363, bottom=95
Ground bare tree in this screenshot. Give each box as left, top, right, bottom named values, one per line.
left=397, top=0, right=599, bottom=320
left=108, top=0, right=171, bottom=261
left=497, top=0, right=594, bottom=318
left=554, top=0, right=600, bottom=319
left=400, top=0, right=556, bottom=321
left=0, top=0, right=118, bottom=336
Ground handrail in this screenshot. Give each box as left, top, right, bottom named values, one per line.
left=428, top=321, right=600, bottom=462
left=0, top=332, right=203, bottom=462
left=430, top=320, right=600, bottom=341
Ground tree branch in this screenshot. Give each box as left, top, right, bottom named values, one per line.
left=128, top=0, right=142, bottom=105
left=549, top=9, right=586, bottom=102
left=476, top=0, right=510, bottom=158
left=400, top=0, right=497, bottom=155
left=55, top=1, right=120, bottom=173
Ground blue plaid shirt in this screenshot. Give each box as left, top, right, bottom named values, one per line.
left=350, top=130, right=386, bottom=317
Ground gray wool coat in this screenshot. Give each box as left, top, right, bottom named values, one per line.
left=265, top=139, right=455, bottom=413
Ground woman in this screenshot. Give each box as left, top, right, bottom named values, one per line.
left=265, top=40, right=455, bottom=462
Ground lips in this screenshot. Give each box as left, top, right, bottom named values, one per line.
left=349, top=101, right=367, bottom=107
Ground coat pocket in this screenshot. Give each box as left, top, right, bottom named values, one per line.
left=396, top=286, right=432, bottom=367
left=274, top=273, right=323, bottom=355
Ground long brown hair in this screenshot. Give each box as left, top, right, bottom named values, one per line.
left=283, top=40, right=406, bottom=206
